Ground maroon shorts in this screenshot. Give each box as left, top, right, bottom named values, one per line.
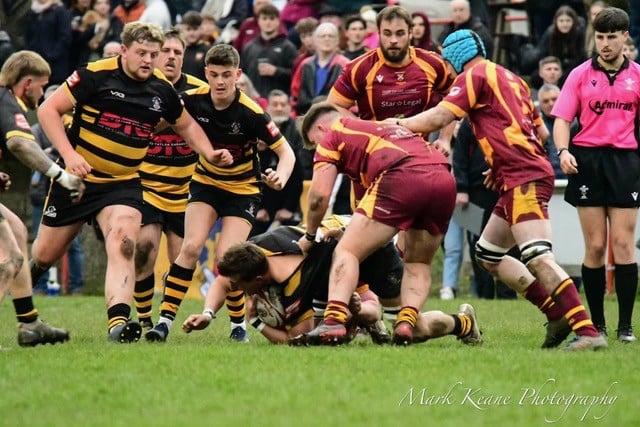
left=354, top=162, right=455, bottom=235
left=492, top=177, right=553, bottom=225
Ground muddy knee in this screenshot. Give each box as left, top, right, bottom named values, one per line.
left=121, top=237, right=135, bottom=260
left=134, top=241, right=153, bottom=271
left=0, top=251, right=24, bottom=279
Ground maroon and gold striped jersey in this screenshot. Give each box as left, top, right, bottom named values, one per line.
left=329, top=47, right=453, bottom=120
left=314, top=117, right=449, bottom=188
left=440, top=60, right=553, bottom=191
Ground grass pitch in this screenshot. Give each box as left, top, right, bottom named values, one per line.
left=0, top=295, right=637, bottom=427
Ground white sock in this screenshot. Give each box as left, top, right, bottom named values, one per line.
left=158, top=317, right=173, bottom=330
left=230, top=321, right=246, bottom=331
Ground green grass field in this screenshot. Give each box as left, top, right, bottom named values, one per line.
left=0, top=294, right=636, bottom=427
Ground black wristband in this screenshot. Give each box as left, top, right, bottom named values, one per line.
left=250, top=317, right=265, bottom=331
left=304, top=232, right=316, bottom=242
left=557, top=147, right=569, bottom=156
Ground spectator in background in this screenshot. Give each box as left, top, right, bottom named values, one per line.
left=199, top=12, right=219, bottom=45
left=82, top=0, right=124, bottom=63
left=139, top=0, right=171, bottom=31
left=240, top=4, right=297, bottom=97
left=537, top=84, right=565, bottom=179
left=181, top=11, right=209, bottom=80
left=234, top=0, right=287, bottom=54
left=360, top=6, right=378, bottom=50
left=200, top=0, right=248, bottom=30
left=437, top=0, right=493, bottom=59
left=292, top=22, right=348, bottom=116
left=251, top=90, right=304, bottom=236
left=280, top=0, right=318, bottom=32
left=631, top=0, right=640, bottom=47
left=236, top=73, right=267, bottom=109
left=623, top=37, right=638, bottom=62
left=536, top=5, right=586, bottom=84
left=0, top=0, right=31, bottom=51
left=27, top=0, right=72, bottom=85
left=530, top=56, right=563, bottom=100
left=411, top=11, right=435, bottom=51
left=585, top=1, right=608, bottom=58
left=0, top=30, right=13, bottom=68
left=29, top=85, right=85, bottom=296
left=112, top=0, right=145, bottom=25
left=291, top=17, right=318, bottom=76
left=343, top=15, right=368, bottom=60
left=102, top=40, right=121, bottom=57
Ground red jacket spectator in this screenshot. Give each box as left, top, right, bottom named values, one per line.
left=112, top=0, right=145, bottom=25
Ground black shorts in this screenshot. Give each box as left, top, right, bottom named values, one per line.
left=565, top=146, right=640, bottom=208
left=360, top=241, right=403, bottom=299
left=188, top=181, right=261, bottom=225
left=139, top=201, right=185, bottom=238
left=41, top=179, right=144, bottom=227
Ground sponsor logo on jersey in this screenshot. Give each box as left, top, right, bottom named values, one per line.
left=66, top=71, right=80, bottom=87
left=14, top=113, right=30, bottom=131
left=266, top=121, right=279, bottom=138
left=150, top=96, right=162, bottom=112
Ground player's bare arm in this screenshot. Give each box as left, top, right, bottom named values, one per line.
left=38, top=87, right=92, bottom=178
left=263, top=141, right=295, bottom=190
left=326, top=91, right=357, bottom=117
left=298, top=162, right=338, bottom=253
left=553, top=118, right=578, bottom=175
left=396, top=105, right=457, bottom=136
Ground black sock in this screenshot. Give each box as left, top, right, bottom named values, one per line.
left=134, top=274, right=155, bottom=322
left=107, top=303, right=131, bottom=332
left=13, top=296, right=38, bottom=323
left=581, top=264, right=606, bottom=326
left=614, top=263, right=638, bottom=328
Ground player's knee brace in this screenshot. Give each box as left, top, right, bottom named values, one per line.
left=519, top=239, right=553, bottom=266
left=120, top=237, right=135, bottom=260
left=475, top=237, right=509, bottom=265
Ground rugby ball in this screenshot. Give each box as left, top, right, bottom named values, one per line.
left=255, top=285, right=286, bottom=327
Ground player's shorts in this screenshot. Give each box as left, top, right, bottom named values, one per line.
left=492, top=177, right=553, bottom=225
left=139, top=201, right=185, bottom=237
left=354, top=161, right=455, bottom=235
left=188, top=181, right=261, bottom=225
left=41, top=179, right=143, bottom=227
left=359, top=241, right=403, bottom=300
left=565, top=146, right=640, bottom=208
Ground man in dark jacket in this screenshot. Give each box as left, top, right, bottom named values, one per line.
left=437, top=0, right=493, bottom=57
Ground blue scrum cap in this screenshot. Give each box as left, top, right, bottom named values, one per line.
left=441, top=29, right=486, bottom=73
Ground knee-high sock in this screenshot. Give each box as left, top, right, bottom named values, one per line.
left=581, top=264, right=606, bottom=326
left=614, top=263, right=638, bottom=328
left=134, top=274, right=155, bottom=322
left=552, top=278, right=599, bottom=337
left=159, top=263, right=194, bottom=322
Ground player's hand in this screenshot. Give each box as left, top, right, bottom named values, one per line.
left=246, top=295, right=258, bottom=319
left=56, top=171, right=85, bottom=203
left=256, top=208, right=270, bottom=222
left=482, top=169, right=497, bottom=191
left=182, top=314, right=212, bottom=333
left=262, top=168, right=283, bottom=190
left=559, top=150, right=578, bottom=175
left=208, top=149, right=233, bottom=166
left=432, top=138, right=451, bottom=157
left=64, top=151, right=92, bottom=178
left=274, top=208, right=293, bottom=222
left=297, top=235, right=315, bottom=254
left=258, top=62, right=276, bottom=76
left=456, top=192, right=469, bottom=208
left=322, top=228, right=344, bottom=241
left=0, top=172, right=11, bottom=191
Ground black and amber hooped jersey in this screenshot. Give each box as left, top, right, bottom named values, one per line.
left=63, top=56, right=185, bottom=184
left=140, top=73, right=207, bottom=212
left=182, top=88, right=286, bottom=195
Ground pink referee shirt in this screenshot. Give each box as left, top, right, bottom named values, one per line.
left=552, top=57, right=640, bottom=150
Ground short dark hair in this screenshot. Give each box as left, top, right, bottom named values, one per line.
left=538, top=56, right=562, bottom=69
left=205, top=43, right=239, bottom=67
left=295, top=17, right=319, bottom=36
left=181, top=11, right=202, bottom=28
left=121, top=22, right=164, bottom=48
left=218, top=242, right=269, bottom=282
left=345, top=15, right=366, bottom=31
left=300, top=101, right=338, bottom=148
left=593, top=7, right=629, bottom=33
left=164, top=27, right=186, bottom=49
left=257, top=4, right=279, bottom=19
left=376, top=5, right=412, bottom=30
left=268, top=89, right=288, bottom=100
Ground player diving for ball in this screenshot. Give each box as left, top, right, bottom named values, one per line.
left=182, top=223, right=483, bottom=346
